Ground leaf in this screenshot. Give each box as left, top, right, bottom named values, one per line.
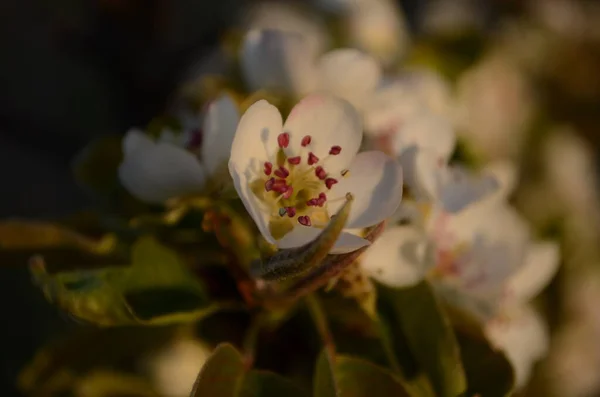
left=314, top=350, right=414, bottom=397
left=31, top=236, right=223, bottom=326
left=190, top=344, right=246, bottom=397
left=251, top=194, right=354, bottom=281
left=377, top=281, right=467, bottom=397
left=191, top=344, right=308, bottom=397
left=446, top=305, right=515, bottom=397
left=72, top=134, right=124, bottom=195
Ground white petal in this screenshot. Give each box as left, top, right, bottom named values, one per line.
left=201, top=94, right=240, bottom=176
left=240, top=29, right=317, bottom=95
left=507, top=241, right=560, bottom=303
left=393, top=111, right=456, bottom=160
left=283, top=93, right=363, bottom=174
left=118, top=132, right=206, bottom=204
left=229, top=163, right=276, bottom=244
left=328, top=151, right=403, bottom=229
left=229, top=99, right=283, bottom=174
left=276, top=227, right=370, bottom=254
left=485, top=305, right=549, bottom=389
left=345, top=0, right=409, bottom=66
left=316, top=48, right=382, bottom=110
left=482, top=160, right=518, bottom=201
left=361, top=226, right=435, bottom=287
left=123, top=128, right=154, bottom=156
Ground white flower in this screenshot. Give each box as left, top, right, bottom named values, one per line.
left=420, top=0, right=485, bottom=36
left=241, top=29, right=381, bottom=111
left=484, top=304, right=550, bottom=389
left=141, top=337, right=210, bottom=397
left=228, top=93, right=403, bottom=254
left=454, top=53, right=535, bottom=160
left=118, top=94, right=240, bottom=204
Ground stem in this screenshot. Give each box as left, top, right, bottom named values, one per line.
left=242, top=312, right=265, bottom=369
left=305, top=294, right=336, bottom=359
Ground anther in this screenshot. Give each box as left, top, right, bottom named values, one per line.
left=277, top=132, right=290, bottom=148
left=318, top=192, right=327, bottom=206
left=301, top=135, right=312, bottom=147
left=285, top=207, right=296, bottom=217
left=264, top=162, right=273, bottom=175
left=298, top=216, right=312, bottom=226
left=329, top=146, right=342, bottom=155
left=282, top=186, right=293, bottom=199
left=315, top=166, right=327, bottom=180
left=278, top=208, right=287, bottom=217
left=341, top=169, right=349, bottom=177
left=307, top=198, right=318, bottom=206
left=325, top=178, right=338, bottom=189
left=272, top=179, right=288, bottom=193
left=264, top=178, right=275, bottom=192
left=308, top=152, right=319, bottom=165
left=287, top=156, right=301, bottom=165
left=274, top=166, right=290, bottom=178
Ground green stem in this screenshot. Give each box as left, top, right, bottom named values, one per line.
left=305, top=294, right=336, bottom=359
left=242, top=312, right=265, bottom=369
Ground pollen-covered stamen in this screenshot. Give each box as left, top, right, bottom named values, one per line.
left=301, top=135, right=312, bottom=147
left=285, top=207, right=296, bottom=217
left=265, top=178, right=275, bottom=192
left=315, top=166, right=327, bottom=180
left=317, top=192, right=327, bottom=206
left=329, top=146, right=342, bottom=155
left=264, top=162, right=273, bottom=176
left=306, top=198, right=319, bottom=207
left=298, top=216, right=312, bottom=226
left=274, top=166, right=290, bottom=178
left=272, top=179, right=288, bottom=193
left=277, top=133, right=290, bottom=148
left=325, top=178, right=338, bottom=189
left=282, top=186, right=294, bottom=199
left=308, top=152, right=319, bottom=165
left=287, top=156, right=301, bottom=165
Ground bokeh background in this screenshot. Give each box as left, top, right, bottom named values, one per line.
left=2, top=0, right=600, bottom=396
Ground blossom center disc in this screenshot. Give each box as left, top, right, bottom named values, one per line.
left=249, top=133, right=346, bottom=240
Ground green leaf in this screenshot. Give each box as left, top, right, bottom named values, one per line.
left=446, top=305, right=515, bottom=397
left=377, top=281, right=467, bottom=397
left=190, top=344, right=246, bottom=397
left=251, top=194, right=354, bottom=281
left=72, top=134, right=124, bottom=195
left=314, top=350, right=414, bottom=397
left=31, top=236, right=222, bottom=326
left=191, top=343, right=308, bottom=397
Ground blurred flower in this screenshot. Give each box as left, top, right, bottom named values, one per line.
left=455, top=53, right=535, bottom=161
left=530, top=0, right=600, bottom=42
left=118, top=94, right=239, bottom=204
left=243, top=1, right=330, bottom=56
left=228, top=93, right=403, bottom=254
left=419, top=0, right=485, bottom=36
left=241, top=29, right=381, bottom=110
left=142, top=337, right=210, bottom=397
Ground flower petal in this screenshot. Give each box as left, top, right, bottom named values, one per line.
left=361, top=226, right=435, bottom=287
left=229, top=163, right=276, bottom=244
left=202, top=94, right=240, bottom=177
left=507, top=241, right=560, bottom=303
left=316, top=48, right=382, bottom=110
left=393, top=111, right=456, bottom=160
left=118, top=131, right=206, bottom=204
left=277, top=227, right=370, bottom=254
left=240, top=29, right=317, bottom=95
left=283, top=93, right=362, bottom=174
left=328, top=151, right=403, bottom=229
left=229, top=99, right=283, bottom=174
left=485, top=305, right=549, bottom=389
left=482, top=160, right=518, bottom=201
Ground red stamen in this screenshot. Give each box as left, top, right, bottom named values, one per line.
left=308, top=152, right=319, bottom=165
left=301, top=135, right=312, bottom=147
left=264, top=162, right=273, bottom=175
left=282, top=186, right=293, bottom=199
left=329, top=145, right=342, bottom=155
left=317, top=192, right=327, bottom=207
left=325, top=178, right=338, bottom=189
left=298, top=216, right=312, bottom=226
left=274, top=166, right=290, bottom=178
left=287, top=156, right=301, bottom=165
left=315, top=166, right=327, bottom=180
left=286, top=207, right=296, bottom=217
left=265, top=178, right=275, bottom=192
left=277, top=132, right=290, bottom=148
left=307, top=198, right=318, bottom=206
left=272, top=179, right=288, bottom=193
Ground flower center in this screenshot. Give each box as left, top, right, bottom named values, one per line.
left=250, top=133, right=348, bottom=240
